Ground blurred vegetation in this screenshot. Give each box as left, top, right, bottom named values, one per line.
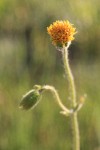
left=0, top=0, right=100, bottom=149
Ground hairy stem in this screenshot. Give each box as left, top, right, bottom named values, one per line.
left=62, top=44, right=80, bottom=150
left=42, top=85, right=71, bottom=114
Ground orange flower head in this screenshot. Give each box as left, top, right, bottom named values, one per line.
left=47, top=20, right=76, bottom=47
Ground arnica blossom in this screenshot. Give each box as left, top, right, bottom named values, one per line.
left=47, top=20, right=76, bottom=47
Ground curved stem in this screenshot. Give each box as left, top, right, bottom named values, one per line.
left=62, top=44, right=80, bottom=150
left=43, top=85, right=71, bottom=115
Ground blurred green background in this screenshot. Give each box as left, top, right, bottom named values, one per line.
left=0, top=0, right=100, bottom=149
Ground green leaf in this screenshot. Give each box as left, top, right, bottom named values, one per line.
left=19, top=89, right=41, bottom=110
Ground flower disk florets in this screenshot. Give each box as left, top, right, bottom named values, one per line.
left=47, top=20, right=76, bottom=47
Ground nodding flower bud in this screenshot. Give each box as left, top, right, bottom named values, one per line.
left=19, top=89, right=41, bottom=110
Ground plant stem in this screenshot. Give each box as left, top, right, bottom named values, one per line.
left=62, top=44, right=80, bottom=150
left=42, top=85, right=71, bottom=114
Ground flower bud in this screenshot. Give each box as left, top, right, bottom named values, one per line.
left=19, top=89, right=41, bottom=110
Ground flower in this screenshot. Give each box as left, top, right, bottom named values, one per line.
left=47, top=20, right=76, bottom=47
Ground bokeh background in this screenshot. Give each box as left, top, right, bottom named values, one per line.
left=0, top=0, right=100, bottom=149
